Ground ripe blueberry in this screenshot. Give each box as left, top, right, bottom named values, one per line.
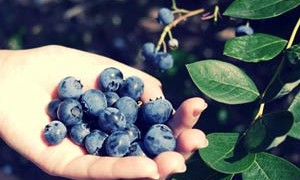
left=105, top=131, right=131, bottom=157
left=99, top=67, right=124, bottom=92
left=44, top=120, right=67, bottom=145
left=144, top=124, right=176, bottom=156
left=57, top=99, right=83, bottom=126
left=84, top=130, right=108, bottom=155
left=114, top=96, right=139, bottom=124
left=124, top=123, right=141, bottom=143
left=118, top=76, right=144, bottom=101
left=98, top=107, right=127, bottom=133
left=140, top=98, right=173, bottom=125
left=47, top=98, right=61, bottom=120
left=126, top=141, right=146, bottom=157
left=157, top=8, right=174, bottom=25
left=154, top=52, right=174, bottom=71
left=141, top=42, right=156, bottom=57
left=69, top=123, right=91, bottom=145
left=104, top=91, right=120, bottom=107
left=57, top=76, right=83, bottom=99
left=80, top=89, right=107, bottom=117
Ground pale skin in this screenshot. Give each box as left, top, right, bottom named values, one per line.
left=0, top=45, right=208, bottom=180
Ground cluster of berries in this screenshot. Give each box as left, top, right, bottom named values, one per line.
left=141, top=8, right=178, bottom=71
left=43, top=67, right=176, bottom=157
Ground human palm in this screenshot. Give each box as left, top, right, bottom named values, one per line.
left=0, top=45, right=208, bottom=180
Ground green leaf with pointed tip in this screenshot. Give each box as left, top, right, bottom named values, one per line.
left=224, top=33, right=287, bottom=62
left=288, top=91, right=300, bottom=139
left=199, top=133, right=256, bottom=174
left=223, top=0, right=300, bottom=19
left=186, top=60, right=260, bottom=104
left=242, top=152, right=300, bottom=180
left=242, top=111, right=293, bottom=152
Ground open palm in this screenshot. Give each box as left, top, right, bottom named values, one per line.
left=0, top=45, right=208, bottom=180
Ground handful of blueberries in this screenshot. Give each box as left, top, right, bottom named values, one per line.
left=44, top=67, right=176, bottom=158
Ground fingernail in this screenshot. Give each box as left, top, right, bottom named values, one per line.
left=204, top=137, right=209, bottom=147
left=193, top=102, right=208, bottom=117
left=174, top=164, right=187, bottom=174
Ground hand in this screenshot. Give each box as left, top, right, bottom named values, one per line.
left=0, top=45, right=208, bottom=180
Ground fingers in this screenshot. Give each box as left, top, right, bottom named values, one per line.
left=154, top=151, right=186, bottom=179
left=168, top=97, right=207, bottom=137
left=176, top=129, right=208, bottom=159
left=51, top=155, right=159, bottom=180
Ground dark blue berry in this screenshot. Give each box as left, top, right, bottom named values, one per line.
left=157, top=8, right=174, bottom=25
left=118, top=76, right=144, bottom=101
left=80, top=89, right=107, bottom=117
left=140, top=98, right=173, bottom=125
left=98, top=107, right=127, bottom=133
left=154, top=52, right=174, bottom=71
left=105, top=131, right=131, bottom=157
left=142, top=42, right=156, bottom=57
left=143, top=124, right=176, bottom=156
left=69, top=123, right=91, bottom=145
left=114, top=96, right=139, bottom=124
left=57, top=99, right=83, bottom=126
left=126, top=141, right=146, bottom=157
left=104, top=91, right=120, bottom=107
left=99, top=67, right=124, bottom=92
left=124, top=123, right=141, bottom=143
left=235, top=25, right=254, bottom=37
left=84, top=130, right=108, bottom=155
left=57, top=76, right=83, bottom=99
left=47, top=98, right=61, bottom=120
left=44, top=120, right=67, bottom=145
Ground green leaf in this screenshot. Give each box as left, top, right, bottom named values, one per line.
left=172, top=153, right=234, bottom=180
left=224, top=33, right=287, bottom=62
left=288, top=91, right=300, bottom=139
left=242, top=152, right=300, bottom=180
left=242, top=111, right=294, bottom=152
left=223, top=0, right=300, bottom=19
left=186, top=60, right=260, bottom=104
left=199, top=133, right=256, bottom=174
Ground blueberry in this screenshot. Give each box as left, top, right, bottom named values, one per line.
left=141, top=42, right=156, bottom=57
left=124, top=123, right=141, bottom=143
left=104, top=91, right=120, bottom=107
left=114, top=96, right=139, bottom=124
left=118, top=76, right=144, bottom=101
left=69, top=123, right=91, bottom=145
left=44, top=120, right=67, bottom=145
left=98, top=107, right=127, bottom=133
left=47, top=98, right=61, bottom=120
left=143, top=124, right=176, bottom=156
left=126, top=141, right=146, bottom=157
left=140, top=98, right=173, bottom=125
left=80, top=89, right=107, bottom=117
left=57, top=76, right=83, bottom=99
left=57, top=99, right=83, bottom=126
left=105, top=131, right=131, bottom=157
left=84, top=130, right=108, bottom=155
left=157, top=8, right=174, bottom=25
left=99, top=67, right=124, bottom=92
left=235, top=25, right=254, bottom=37
left=154, top=52, right=174, bottom=71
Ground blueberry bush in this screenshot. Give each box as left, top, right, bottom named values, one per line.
left=139, top=0, right=300, bottom=179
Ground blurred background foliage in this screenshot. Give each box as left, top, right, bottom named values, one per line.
left=0, top=0, right=299, bottom=179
